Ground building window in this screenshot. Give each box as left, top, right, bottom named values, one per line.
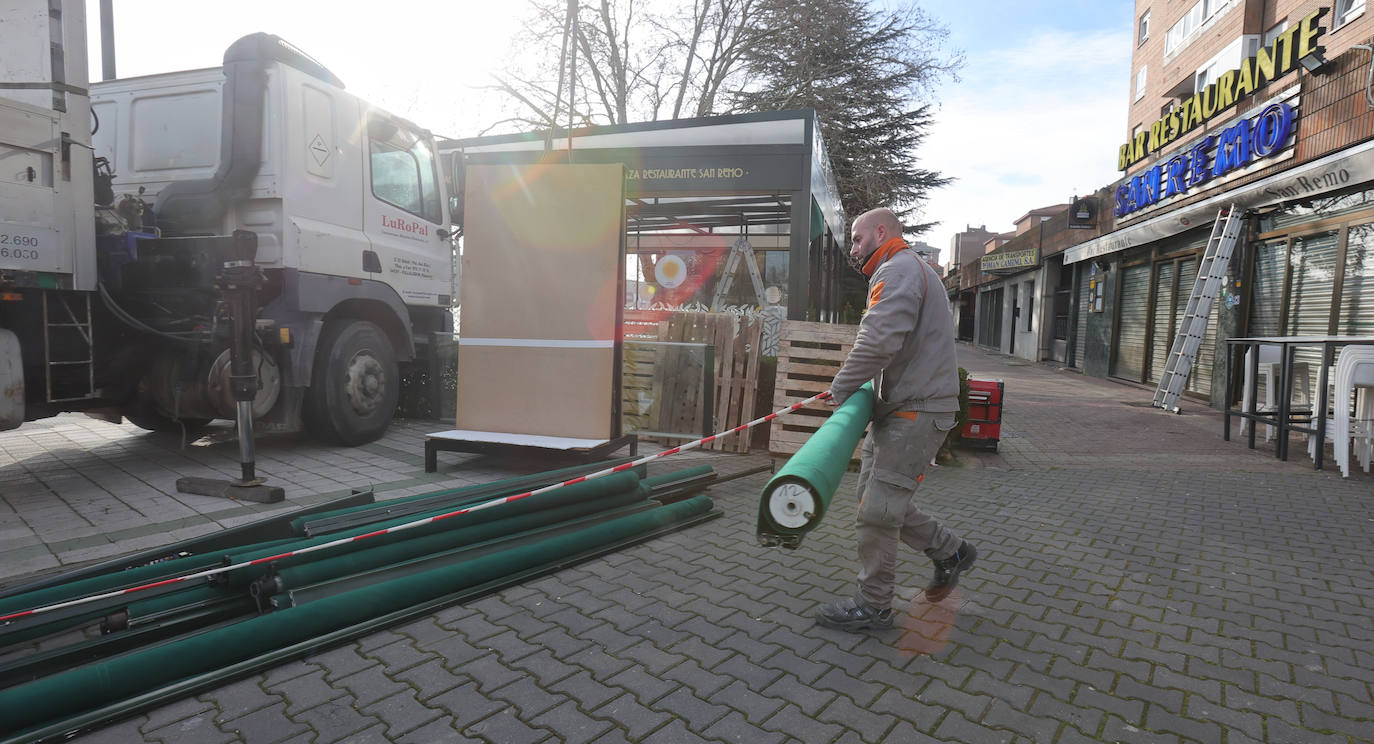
left=1335, top=0, right=1366, bottom=27
left=1193, top=36, right=1250, bottom=94
left=1135, top=66, right=1147, bottom=102
left=1139, top=10, right=1151, bottom=45
left=1165, top=0, right=1237, bottom=56
left=1262, top=20, right=1288, bottom=48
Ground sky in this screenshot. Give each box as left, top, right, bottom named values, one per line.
left=83, top=0, right=1134, bottom=263
left=913, top=0, right=1134, bottom=258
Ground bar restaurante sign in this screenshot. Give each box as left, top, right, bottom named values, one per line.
left=1116, top=7, right=1327, bottom=171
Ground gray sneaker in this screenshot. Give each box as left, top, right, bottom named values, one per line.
left=814, top=597, right=894, bottom=631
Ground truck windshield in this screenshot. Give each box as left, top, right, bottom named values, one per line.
left=368, top=115, right=442, bottom=224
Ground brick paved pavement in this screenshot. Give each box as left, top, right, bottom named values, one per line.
left=2, top=343, right=1371, bottom=743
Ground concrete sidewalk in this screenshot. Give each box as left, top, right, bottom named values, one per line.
left=2, top=343, right=1371, bottom=743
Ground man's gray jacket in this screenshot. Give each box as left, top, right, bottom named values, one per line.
left=830, top=241, right=960, bottom=417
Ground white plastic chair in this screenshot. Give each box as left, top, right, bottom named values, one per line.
left=1238, top=345, right=1311, bottom=441
left=1309, top=346, right=1374, bottom=477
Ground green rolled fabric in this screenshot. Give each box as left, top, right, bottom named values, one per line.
left=219, top=471, right=645, bottom=587
left=757, top=382, right=873, bottom=548
left=268, top=486, right=652, bottom=592
left=0, top=495, right=716, bottom=738
left=288, top=459, right=644, bottom=535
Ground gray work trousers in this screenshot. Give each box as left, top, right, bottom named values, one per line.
left=855, top=411, right=961, bottom=610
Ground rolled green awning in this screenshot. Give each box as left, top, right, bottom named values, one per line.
left=757, top=382, right=873, bottom=548
left=0, top=495, right=716, bottom=738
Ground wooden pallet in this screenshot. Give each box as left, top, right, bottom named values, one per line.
left=654, top=313, right=721, bottom=443
left=707, top=315, right=762, bottom=453
left=769, top=320, right=864, bottom=461
left=622, top=309, right=662, bottom=342
left=619, top=311, right=763, bottom=453
left=621, top=342, right=660, bottom=434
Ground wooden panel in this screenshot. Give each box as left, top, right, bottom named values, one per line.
left=769, top=320, right=864, bottom=461
left=461, top=163, right=625, bottom=342
left=456, top=347, right=616, bottom=439
left=456, top=163, right=626, bottom=440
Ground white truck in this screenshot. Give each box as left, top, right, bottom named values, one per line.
left=0, top=1, right=456, bottom=444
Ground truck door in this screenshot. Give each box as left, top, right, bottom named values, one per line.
left=361, top=114, right=450, bottom=307
left=289, top=76, right=367, bottom=278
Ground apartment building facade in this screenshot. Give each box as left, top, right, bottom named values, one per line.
left=1066, top=0, right=1373, bottom=406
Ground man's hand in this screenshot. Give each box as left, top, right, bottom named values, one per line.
left=824, top=390, right=839, bottom=407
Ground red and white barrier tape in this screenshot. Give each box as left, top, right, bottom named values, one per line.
left=0, top=390, right=832, bottom=625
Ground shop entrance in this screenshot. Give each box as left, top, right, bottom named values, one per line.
left=1110, top=226, right=1217, bottom=398
left=1052, top=260, right=1071, bottom=363
left=1110, top=263, right=1149, bottom=381
left=978, top=287, right=1003, bottom=348
left=1010, top=290, right=1019, bottom=355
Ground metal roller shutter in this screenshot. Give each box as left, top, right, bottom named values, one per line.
left=1112, top=264, right=1150, bottom=381
left=1249, top=240, right=1286, bottom=336
left=1148, top=262, right=1176, bottom=383
left=1074, top=264, right=1091, bottom=368
left=1177, top=257, right=1220, bottom=397
left=1337, top=223, right=1374, bottom=336
left=1285, top=231, right=1339, bottom=373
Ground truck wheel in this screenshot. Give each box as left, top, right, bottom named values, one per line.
left=304, top=320, right=398, bottom=445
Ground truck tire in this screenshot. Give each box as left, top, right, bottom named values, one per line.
left=304, top=320, right=398, bottom=445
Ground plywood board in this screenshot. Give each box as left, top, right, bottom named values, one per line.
left=455, top=346, right=617, bottom=439
left=461, top=163, right=626, bottom=343
left=457, top=162, right=626, bottom=439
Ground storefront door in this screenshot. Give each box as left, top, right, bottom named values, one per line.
left=1111, top=264, right=1150, bottom=381
left=1052, top=261, right=1071, bottom=363
left=1250, top=189, right=1374, bottom=384
left=1147, top=261, right=1177, bottom=383
left=1073, top=263, right=1091, bottom=368
left=978, top=287, right=1003, bottom=348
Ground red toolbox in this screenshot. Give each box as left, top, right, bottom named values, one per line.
left=960, top=377, right=1004, bottom=450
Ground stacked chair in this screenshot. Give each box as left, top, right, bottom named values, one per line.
left=1307, top=345, right=1374, bottom=477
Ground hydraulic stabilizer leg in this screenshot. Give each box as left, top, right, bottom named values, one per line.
left=177, top=230, right=284, bottom=503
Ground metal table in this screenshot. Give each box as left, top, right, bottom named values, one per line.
left=1224, top=336, right=1374, bottom=467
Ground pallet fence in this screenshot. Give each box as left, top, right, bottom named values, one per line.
left=769, top=320, right=864, bottom=462
left=621, top=310, right=763, bottom=453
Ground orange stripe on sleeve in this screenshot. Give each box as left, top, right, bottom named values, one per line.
left=868, top=280, right=885, bottom=308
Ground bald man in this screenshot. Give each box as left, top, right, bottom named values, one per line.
left=816, top=208, right=977, bottom=632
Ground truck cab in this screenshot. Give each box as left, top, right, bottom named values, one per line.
left=1, top=4, right=454, bottom=444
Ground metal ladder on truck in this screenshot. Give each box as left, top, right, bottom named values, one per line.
left=43, top=291, right=97, bottom=403
left=1152, top=205, right=1244, bottom=412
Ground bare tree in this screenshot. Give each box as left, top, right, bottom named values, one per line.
left=484, top=0, right=962, bottom=235
left=487, top=0, right=767, bottom=130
